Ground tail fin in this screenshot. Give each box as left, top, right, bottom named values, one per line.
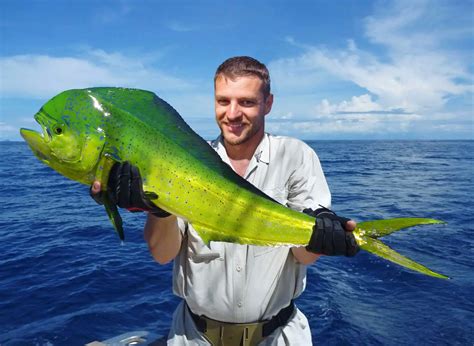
left=357, top=218, right=448, bottom=279
left=361, top=237, right=448, bottom=279
left=357, top=218, right=445, bottom=238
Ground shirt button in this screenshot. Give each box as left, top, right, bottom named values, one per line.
left=236, top=265, right=242, bottom=272
left=237, top=302, right=243, bottom=308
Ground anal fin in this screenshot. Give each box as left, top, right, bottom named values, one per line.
left=193, top=222, right=241, bottom=246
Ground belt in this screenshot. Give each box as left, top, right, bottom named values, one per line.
left=187, top=301, right=295, bottom=346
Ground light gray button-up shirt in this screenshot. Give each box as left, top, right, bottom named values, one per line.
left=168, top=133, right=330, bottom=344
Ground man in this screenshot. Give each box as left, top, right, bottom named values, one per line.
left=91, top=56, right=358, bottom=345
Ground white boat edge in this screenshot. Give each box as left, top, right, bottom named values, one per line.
left=86, top=331, right=166, bottom=346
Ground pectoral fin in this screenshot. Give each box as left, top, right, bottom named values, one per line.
left=103, top=194, right=124, bottom=241
left=94, top=153, right=124, bottom=241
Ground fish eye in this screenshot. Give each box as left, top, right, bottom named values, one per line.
left=53, top=125, right=63, bottom=135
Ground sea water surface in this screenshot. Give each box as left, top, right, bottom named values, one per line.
left=0, top=140, right=473, bottom=345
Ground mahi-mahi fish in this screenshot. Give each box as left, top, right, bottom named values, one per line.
left=20, top=87, right=448, bottom=279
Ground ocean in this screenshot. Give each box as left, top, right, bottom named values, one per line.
left=0, top=140, right=473, bottom=345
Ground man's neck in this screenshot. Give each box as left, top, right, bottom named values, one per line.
left=224, top=132, right=264, bottom=177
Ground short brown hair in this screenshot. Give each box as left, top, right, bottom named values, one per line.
left=214, top=56, right=271, bottom=98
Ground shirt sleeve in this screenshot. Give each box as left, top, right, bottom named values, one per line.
left=286, top=142, right=331, bottom=211
left=176, top=217, right=188, bottom=236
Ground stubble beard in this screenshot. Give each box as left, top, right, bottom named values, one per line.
left=221, top=121, right=263, bottom=147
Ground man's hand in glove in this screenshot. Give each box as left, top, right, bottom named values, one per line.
left=90, top=161, right=171, bottom=218
left=304, top=207, right=359, bottom=257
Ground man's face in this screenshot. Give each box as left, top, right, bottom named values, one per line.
left=215, top=75, right=273, bottom=147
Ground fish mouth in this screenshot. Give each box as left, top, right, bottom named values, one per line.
left=20, top=127, right=52, bottom=163
left=19, top=111, right=56, bottom=162
left=33, top=111, right=54, bottom=143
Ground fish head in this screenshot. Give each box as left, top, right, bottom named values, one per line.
left=20, top=89, right=108, bottom=185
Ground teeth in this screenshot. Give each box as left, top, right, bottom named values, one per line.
left=40, top=124, right=51, bottom=142
left=34, top=111, right=51, bottom=142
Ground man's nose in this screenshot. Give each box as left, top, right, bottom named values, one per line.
left=227, top=101, right=242, bottom=120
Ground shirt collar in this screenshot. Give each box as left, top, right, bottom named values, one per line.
left=212, top=133, right=270, bottom=165
left=254, top=133, right=270, bottom=164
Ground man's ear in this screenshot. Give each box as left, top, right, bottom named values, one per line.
left=264, top=93, right=274, bottom=115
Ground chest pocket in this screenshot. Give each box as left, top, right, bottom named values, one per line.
left=186, top=225, right=222, bottom=263
left=191, top=244, right=222, bottom=263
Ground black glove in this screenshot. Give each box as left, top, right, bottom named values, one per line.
left=90, top=161, right=171, bottom=218
left=303, top=207, right=359, bottom=256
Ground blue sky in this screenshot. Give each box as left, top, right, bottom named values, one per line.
left=1, top=0, right=473, bottom=140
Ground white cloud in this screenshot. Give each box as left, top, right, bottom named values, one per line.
left=0, top=49, right=215, bottom=141
left=268, top=0, right=472, bottom=137
left=365, top=0, right=473, bottom=53
left=0, top=122, right=17, bottom=140
left=268, top=111, right=421, bottom=136
left=315, top=94, right=382, bottom=115
left=287, top=43, right=470, bottom=113
left=269, top=55, right=333, bottom=93
left=0, top=50, right=194, bottom=99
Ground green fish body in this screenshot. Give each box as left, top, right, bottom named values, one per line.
left=20, top=88, right=448, bottom=279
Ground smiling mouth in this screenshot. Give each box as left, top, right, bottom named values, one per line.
left=227, top=123, right=245, bottom=132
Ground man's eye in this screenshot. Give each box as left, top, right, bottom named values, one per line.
left=217, top=99, right=229, bottom=106
left=241, top=100, right=255, bottom=107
